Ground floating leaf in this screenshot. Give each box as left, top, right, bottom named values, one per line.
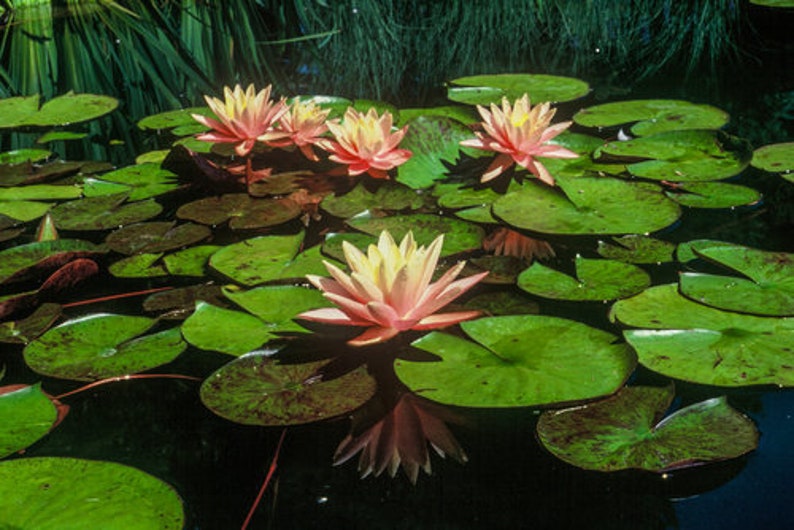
left=36, top=130, right=88, bottom=143
left=610, top=284, right=794, bottom=386
left=664, top=181, right=761, bottom=208
left=675, top=238, right=729, bottom=263
left=536, top=385, right=758, bottom=472
left=51, top=193, right=162, bottom=231
left=447, top=74, right=590, bottom=105
left=321, top=232, right=378, bottom=262
left=223, top=285, right=330, bottom=333
left=105, top=222, right=211, bottom=255
left=163, top=245, right=221, bottom=277
left=463, top=290, right=539, bottom=316
left=0, top=239, right=106, bottom=285
left=398, top=105, right=477, bottom=125
left=137, top=106, right=211, bottom=131
left=597, top=235, right=676, bottom=264
left=397, top=116, right=476, bottom=189
left=751, top=141, right=794, bottom=182
left=0, top=148, right=51, bottom=165
left=492, top=177, right=680, bottom=235
left=346, top=213, right=484, bottom=256
left=321, top=180, right=423, bottom=218
left=0, top=184, right=80, bottom=201
left=95, top=163, right=180, bottom=201
left=0, top=457, right=184, bottom=529
left=0, top=200, right=52, bottom=221
left=108, top=253, right=168, bottom=278
left=679, top=244, right=794, bottom=316
left=0, top=303, right=61, bottom=344
left=23, top=315, right=186, bottom=381
left=573, top=99, right=729, bottom=136
left=396, top=315, right=635, bottom=407
left=200, top=354, right=377, bottom=426
left=177, top=193, right=302, bottom=229
left=0, top=384, right=58, bottom=458
left=0, top=95, right=41, bottom=127
left=517, top=256, right=650, bottom=301
left=181, top=301, right=276, bottom=356
left=21, top=92, right=119, bottom=127
left=597, top=130, right=752, bottom=181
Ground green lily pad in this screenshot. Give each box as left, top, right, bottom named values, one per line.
left=346, top=212, right=485, bottom=256
left=105, top=222, right=211, bottom=255
left=397, top=115, right=477, bottom=189
left=492, top=177, right=681, bottom=235
left=200, top=354, right=377, bottom=426
left=0, top=384, right=58, bottom=458
left=108, top=253, right=168, bottom=278
left=750, top=0, right=794, bottom=7
left=181, top=301, right=276, bottom=356
left=223, top=284, right=330, bottom=332
left=0, top=303, right=61, bottom=344
left=320, top=232, right=377, bottom=262
left=321, top=180, right=423, bottom=218
left=396, top=315, right=635, bottom=408
left=675, top=238, right=730, bottom=263
left=467, top=255, right=529, bottom=284
left=81, top=178, right=133, bottom=198
left=0, top=200, right=52, bottom=221
left=137, top=106, right=212, bottom=131
left=135, top=150, right=170, bottom=165
left=573, top=99, right=729, bottom=136
left=0, top=148, right=51, bottom=165
left=23, top=92, right=119, bottom=127
left=0, top=457, right=184, bottom=529
left=0, top=239, right=106, bottom=285
left=664, top=181, right=761, bottom=208
left=163, top=245, right=221, bottom=277
left=51, top=193, right=162, bottom=231
left=597, top=235, right=676, bottom=264
left=597, top=130, right=752, bottom=181
left=751, top=142, right=794, bottom=180
left=23, top=315, right=186, bottom=381
left=679, top=244, right=794, bottom=316
left=447, top=74, right=590, bottom=105
left=94, top=163, right=180, bottom=201
left=398, top=105, right=477, bottom=125
left=610, top=284, right=794, bottom=386
left=210, top=232, right=332, bottom=286
left=36, top=130, right=89, bottom=143
left=0, top=184, right=81, bottom=201
left=517, top=256, right=650, bottom=301
left=536, top=385, right=758, bottom=472
left=177, top=193, right=302, bottom=229
left=0, top=160, right=84, bottom=188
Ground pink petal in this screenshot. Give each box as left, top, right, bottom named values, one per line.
left=348, top=326, right=400, bottom=346
left=414, top=310, right=482, bottom=330
left=297, top=307, right=370, bottom=326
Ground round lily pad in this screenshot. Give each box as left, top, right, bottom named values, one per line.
left=51, top=193, right=162, bottom=231
left=137, top=106, right=212, bottom=132
left=447, top=74, right=590, bottom=105
left=200, top=353, right=377, bottom=426
left=321, top=180, right=423, bottom=219
left=665, top=181, right=761, bottom=208
left=751, top=142, right=794, bottom=178
left=537, top=385, right=758, bottom=472
left=23, top=314, right=186, bottom=381
left=0, top=93, right=118, bottom=128
left=573, top=99, right=729, bottom=136
left=94, top=164, right=180, bottom=201
left=396, top=315, right=635, bottom=408
left=105, top=222, right=211, bottom=255
left=177, top=193, right=302, bottom=229
left=0, top=457, right=184, bottom=529
left=0, top=239, right=106, bottom=285
left=517, top=256, right=650, bottom=301
left=597, top=235, right=676, bottom=264
left=346, top=212, right=485, bottom=256
left=0, top=184, right=81, bottom=201
left=0, top=148, right=51, bottom=165
left=610, top=284, right=794, bottom=386
left=492, top=177, right=681, bottom=235
left=597, top=130, right=752, bottom=181
left=181, top=301, right=276, bottom=356
left=679, top=244, right=794, bottom=316
left=0, top=384, right=58, bottom=458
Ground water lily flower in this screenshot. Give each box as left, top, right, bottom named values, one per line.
left=334, top=392, right=467, bottom=483
left=317, top=107, right=412, bottom=179
left=298, top=230, right=487, bottom=346
left=460, top=93, right=578, bottom=185
left=192, top=84, right=289, bottom=157
left=483, top=227, right=555, bottom=262
left=270, top=98, right=332, bottom=161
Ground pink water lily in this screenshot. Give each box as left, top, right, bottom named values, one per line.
left=192, top=84, right=288, bottom=157
left=270, top=97, right=332, bottom=161
left=317, top=107, right=412, bottom=179
left=460, top=93, right=578, bottom=185
left=298, top=230, right=487, bottom=346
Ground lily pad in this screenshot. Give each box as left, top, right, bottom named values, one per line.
left=597, top=235, right=676, bottom=264
left=346, top=212, right=485, bottom=256
left=108, top=253, right=168, bottom=278
left=492, top=177, right=681, bottom=235
left=447, top=74, right=590, bottom=105
left=396, top=315, right=635, bottom=408
left=137, top=107, right=212, bottom=132
left=321, top=180, right=423, bottom=218
left=398, top=105, right=477, bottom=125
left=163, top=245, right=221, bottom=277
left=51, top=193, right=162, bottom=231
left=664, top=181, right=761, bottom=208
left=93, top=163, right=180, bottom=201
left=36, top=130, right=89, bottom=143
left=0, top=457, right=184, bottom=529
left=181, top=301, right=277, bottom=356
left=573, top=99, right=729, bottom=136
left=517, top=256, right=650, bottom=301
left=223, top=284, right=330, bottom=332
left=536, top=385, right=758, bottom=472
left=23, top=314, right=186, bottom=381
left=463, top=290, right=540, bottom=316
left=0, top=148, right=51, bottom=165
left=679, top=244, right=794, bottom=316
left=177, top=193, right=302, bottom=229
left=0, top=384, right=58, bottom=458
left=0, top=303, right=62, bottom=344
left=105, top=222, right=211, bottom=255
left=397, top=115, right=477, bottom=189
left=0, top=184, right=81, bottom=201
left=610, top=284, right=794, bottom=386
left=751, top=142, right=794, bottom=181
left=0, top=93, right=118, bottom=128
left=0, top=200, right=52, bottom=221
left=0, top=239, right=106, bottom=285
left=597, top=130, right=752, bottom=182
left=210, top=232, right=332, bottom=286
left=200, top=354, right=377, bottom=426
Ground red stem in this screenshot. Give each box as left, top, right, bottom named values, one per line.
left=54, top=373, right=201, bottom=400
left=241, top=428, right=288, bottom=530
left=62, top=287, right=174, bottom=308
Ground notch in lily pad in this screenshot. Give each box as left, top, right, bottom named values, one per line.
left=0, top=92, right=119, bottom=129
left=536, top=384, right=758, bottom=473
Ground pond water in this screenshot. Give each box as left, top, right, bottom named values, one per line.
left=0, top=3, right=794, bottom=530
